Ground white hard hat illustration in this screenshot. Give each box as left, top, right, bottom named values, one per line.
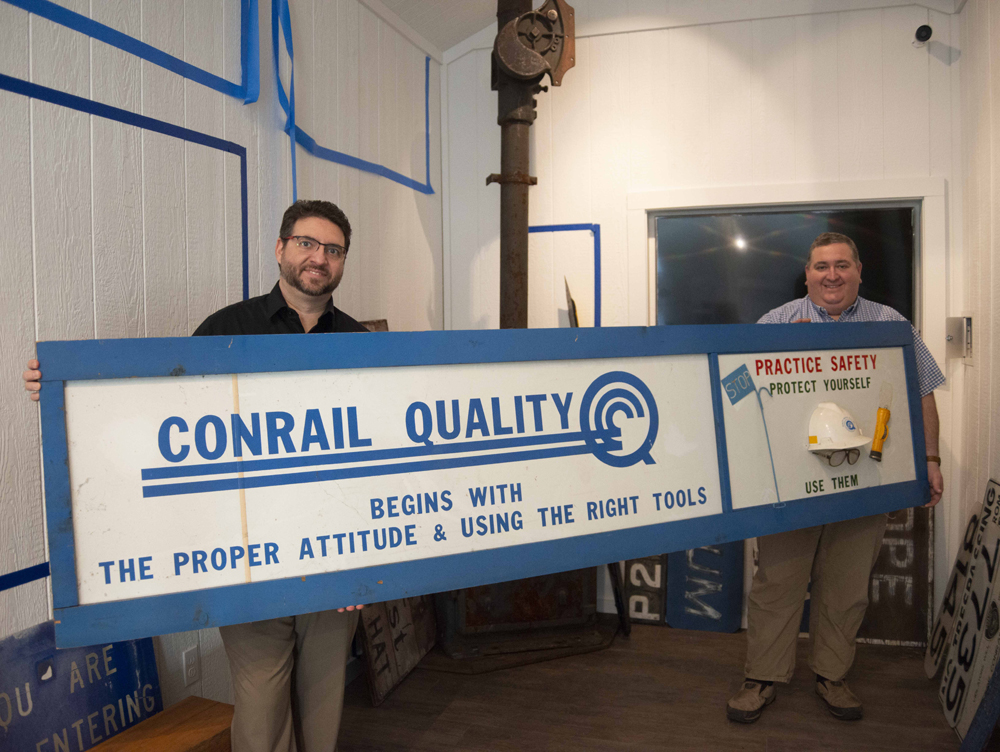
left=808, top=402, right=871, bottom=452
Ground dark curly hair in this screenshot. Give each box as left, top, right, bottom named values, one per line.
left=279, top=200, right=352, bottom=253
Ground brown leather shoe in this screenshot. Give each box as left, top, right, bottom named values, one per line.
left=727, top=680, right=776, bottom=723
left=816, top=678, right=863, bottom=720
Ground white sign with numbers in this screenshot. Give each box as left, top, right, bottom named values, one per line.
left=939, top=480, right=1000, bottom=738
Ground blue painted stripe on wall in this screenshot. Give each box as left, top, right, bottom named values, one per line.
left=0, top=73, right=251, bottom=301
left=2, top=0, right=260, bottom=103
left=0, top=74, right=246, bottom=156
left=529, top=224, right=602, bottom=327
left=271, top=0, right=434, bottom=196
left=0, top=562, right=49, bottom=594
left=425, top=55, right=431, bottom=192
left=593, top=224, right=602, bottom=327
left=294, top=127, right=434, bottom=195
left=241, top=0, right=261, bottom=103
left=529, top=223, right=595, bottom=233
left=239, top=139, right=250, bottom=299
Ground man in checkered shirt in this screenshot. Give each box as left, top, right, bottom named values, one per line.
left=727, top=231, right=945, bottom=724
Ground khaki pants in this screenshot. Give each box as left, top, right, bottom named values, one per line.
left=220, top=609, right=360, bottom=752
left=745, top=513, right=887, bottom=683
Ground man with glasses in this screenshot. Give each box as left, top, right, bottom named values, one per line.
left=24, top=200, right=367, bottom=752
left=193, top=199, right=364, bottom=338
left=727, top=231, right=944, bottom=724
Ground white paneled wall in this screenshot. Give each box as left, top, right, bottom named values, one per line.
left=0, top=0, right=45, bottom=656
left=445, top=5, right=959, bottom=330
left=291, top=1, right=444, bottom=327
left=0, top=0, right=442, bottom=708
left=443, top=3, right=965, bottom=599
left=958, top=0, right=999, bottom=565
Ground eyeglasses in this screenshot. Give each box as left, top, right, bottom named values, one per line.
left=818, top=448, right=861, bottom=468
left=281, top=236, right=347, bottom=260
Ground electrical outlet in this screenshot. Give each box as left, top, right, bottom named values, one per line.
left=182, top=646, right=200, bottom=687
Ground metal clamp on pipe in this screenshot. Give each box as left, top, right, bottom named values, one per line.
left=486, top=172, right=538, bottom=186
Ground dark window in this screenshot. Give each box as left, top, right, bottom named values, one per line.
left=655, top=205, right=917, bottom=325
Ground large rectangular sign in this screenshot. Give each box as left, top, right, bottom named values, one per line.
left=38, top=324, right=928, bottom=647
left=65, top=354, right=722, bottom=604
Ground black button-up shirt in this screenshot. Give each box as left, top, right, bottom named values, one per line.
left=192, top=282, right=368, bottom=336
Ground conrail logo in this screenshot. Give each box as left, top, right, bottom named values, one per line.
left=139, top=372, right=659, bottom=498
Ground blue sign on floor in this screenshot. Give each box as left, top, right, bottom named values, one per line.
left=666, top=542, right=744, bottom=633
left=0, top=620, right=161, bottom=751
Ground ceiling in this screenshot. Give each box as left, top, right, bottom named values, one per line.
left=379, top=0, right=497, bottom=54
left=377, top=0, right=970, bottom=58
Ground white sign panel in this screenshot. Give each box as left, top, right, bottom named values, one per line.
left=717, top=347, right=916, bottom=510
left=65, top=356, right=721, bottom=604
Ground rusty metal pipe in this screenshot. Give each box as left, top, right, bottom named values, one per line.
left=492, top=0, right=574, bottom=329
left=498, top=111, right=532, bottom=330
left=496, top=0, right=534, bottom=330
left=497, top=0, right=531, bottom=29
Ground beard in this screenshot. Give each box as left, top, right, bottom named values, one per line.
left=279, top=257, right=342, bottom=296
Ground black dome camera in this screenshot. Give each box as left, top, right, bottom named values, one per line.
left=915, top=25, right=933, bottom=44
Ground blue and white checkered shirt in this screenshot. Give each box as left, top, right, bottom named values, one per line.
left=758, top=295, right=945, bottom=397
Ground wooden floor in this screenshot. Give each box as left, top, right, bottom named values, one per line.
left=340, top=625, right=971, bottom=751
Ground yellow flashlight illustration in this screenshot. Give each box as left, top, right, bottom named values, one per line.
left=869, top=382, right=893, bottom=461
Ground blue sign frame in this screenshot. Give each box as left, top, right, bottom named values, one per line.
left=37, top=323, right=927, bottom=647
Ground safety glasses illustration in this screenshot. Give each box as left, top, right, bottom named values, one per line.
left=815, top=447, right=862, bottom=468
